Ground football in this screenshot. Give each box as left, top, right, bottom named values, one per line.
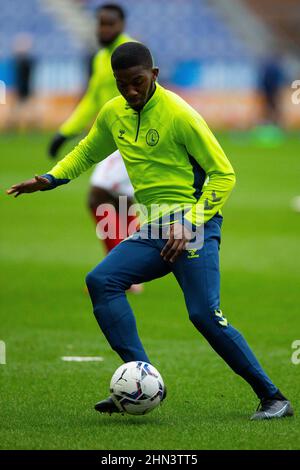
left=110, top=361, right=165, bottom=415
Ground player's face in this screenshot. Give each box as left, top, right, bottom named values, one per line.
left=97, top=9, right=123, bottom=46
left=114, top=66, right=159, bottom=111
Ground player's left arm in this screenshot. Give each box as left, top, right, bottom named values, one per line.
left=161, top=110, right=236, bottom=263
left=175, top=110, right=236, bottom=228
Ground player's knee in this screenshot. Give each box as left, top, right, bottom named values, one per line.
left=85, top=270, right=97, bottom=293
left=189, top=307, right=225, bottom=333
left=86, top=265, right=125, bottom=297
left=85, top=268, right=107, bottom=294
left=189, top=308, right=209, bottom=332
left=189, top=307, right=215, bottom=333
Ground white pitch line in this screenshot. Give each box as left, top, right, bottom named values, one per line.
left=61, top=356, right=104, bottom=362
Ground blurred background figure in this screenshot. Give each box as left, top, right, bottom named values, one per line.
left=8, top=33, right=35, bottom=130
left=47, top=3, right=143, bottom=293
left=253, top=49, right=287, bottom=145
left=259, top=50, right=286, bottom=126
left=47, top=4, right=138, bottom=258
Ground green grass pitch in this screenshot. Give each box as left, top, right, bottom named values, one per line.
left=0, top=131, right=300, bottom=450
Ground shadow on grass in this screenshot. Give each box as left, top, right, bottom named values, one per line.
left=82, top=412, right=166, bottom=428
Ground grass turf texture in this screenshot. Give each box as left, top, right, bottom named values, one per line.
left=0, top=131, right=300, bottom=450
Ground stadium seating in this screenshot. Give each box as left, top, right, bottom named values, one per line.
left=0, top=0, right=252, bottom=71
left=83, top=0, right=252, bottom=75
left=245, top=0, right=300, bottom=52
left=0, top=0, right=82, bottom=59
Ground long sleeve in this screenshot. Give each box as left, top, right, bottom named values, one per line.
left=174, top=109, right=236, bottom=226
left=59, top=60, right=102, bottom=137
left=48, top=104, right=117, bottom=181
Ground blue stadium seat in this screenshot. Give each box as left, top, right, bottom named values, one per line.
left=0, top=0, right=81, bottom=59
left=0, top=0, right=254, bottom=87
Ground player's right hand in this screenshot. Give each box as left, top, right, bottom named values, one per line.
left=161, top=222, right=193, bottom=263
left=6, top=175, right=51, bottom=198
left=48, top=132, right=68, bottom=158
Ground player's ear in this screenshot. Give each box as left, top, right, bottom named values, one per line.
left=152, top=68, right=159, bottom=81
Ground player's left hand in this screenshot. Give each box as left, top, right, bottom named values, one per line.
left=161, top=222, right=193, bottom=263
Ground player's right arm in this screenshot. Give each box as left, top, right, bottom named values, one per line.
left=7, top=105, right=117, bottom=197
left=59, top=73, right=100, bottom=138
left=48, top=57, right=101, bottom=158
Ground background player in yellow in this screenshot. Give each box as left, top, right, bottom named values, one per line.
left=48, top=4, right=140, bottom=288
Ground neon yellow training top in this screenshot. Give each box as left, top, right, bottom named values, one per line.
left=48, top=84, right=236, bottom=227
left=60, top=33, right=133, bottom=137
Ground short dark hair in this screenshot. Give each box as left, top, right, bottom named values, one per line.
left=111, top=42, right=153, bottom=71
left=97, top=3, right=126, bottom=21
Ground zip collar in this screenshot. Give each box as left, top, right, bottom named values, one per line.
left=125, top=83, right=163, bottom=114
left=142, top=83, right=163, bottom=112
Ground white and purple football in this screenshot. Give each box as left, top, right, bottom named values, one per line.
left=110, top=361, right=165, bottom=415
